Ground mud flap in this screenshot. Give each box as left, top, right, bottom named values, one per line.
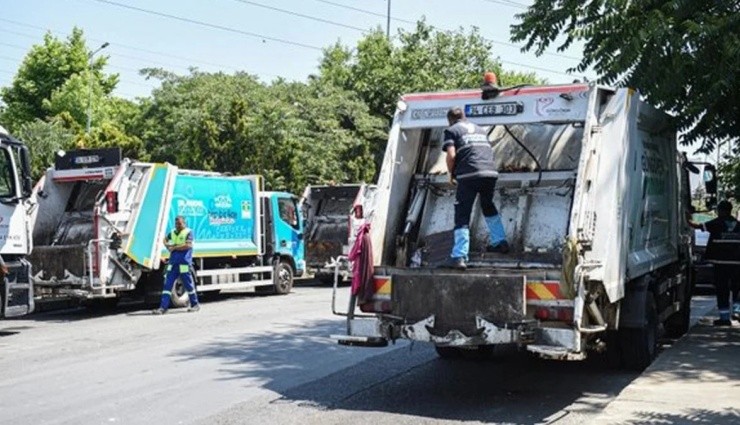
left=392, top=272, right=526, bottom=336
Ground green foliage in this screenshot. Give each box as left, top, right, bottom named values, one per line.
left=320, top=20, right=541, bottom=121
left=1, top=27, right=117, bottom=131
left=135, top=70, right=385, bottom=193
left=718, top=143, right=740, bottom=201
left=13, top=118, right=75, bottom=179
left=511, top=0, right=740, bottom=152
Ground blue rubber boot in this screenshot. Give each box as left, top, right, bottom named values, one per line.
left=438, top=228, right=469, bottom=269
left=452, top=227, right=470, bottom=262
left=485, top=215, right=509, bottom=253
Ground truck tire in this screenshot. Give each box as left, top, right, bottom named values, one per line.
left=435, top=346, right=464, bottom=359
left=620, top=293, right=659, bottom=371
left=316, top=272, right=338, bottom=286
left=435, top=345, right=500, bottom=360
left=273, top=261, right=294, bottom=295
left=664, top=288, right=691, bottom=338
left=170, top=273, right=196, bottom=308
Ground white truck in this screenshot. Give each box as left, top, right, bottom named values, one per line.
left=333, top=82, right=694, bottom=370
left=0, top=126, right=35, bottom=318
left=31, top=149, right=305, bottom=308
left=300, top=184, right=376, bottom=284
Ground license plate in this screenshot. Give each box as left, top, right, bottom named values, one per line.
left=74, top=155, right=100, bottom=165
left=465, top=102, right=522, bottom=117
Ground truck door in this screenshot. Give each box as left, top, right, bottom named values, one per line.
left=121, top=163, right=178, bottom=270
left=272, top=194, right=305, bottom=271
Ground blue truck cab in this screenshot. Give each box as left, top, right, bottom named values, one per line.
left=263, top=191, right=306, bottom=278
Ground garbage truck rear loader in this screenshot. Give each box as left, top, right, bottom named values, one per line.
left=31, top=153, right=304, bottom=307
left=334, top=83, right=693, bottom=370
left=301, top=184, right=376, bottom=284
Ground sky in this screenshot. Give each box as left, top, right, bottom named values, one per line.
left=0, top=0, right=595, bottom=100
left=0, top=0, right=715, bottom=165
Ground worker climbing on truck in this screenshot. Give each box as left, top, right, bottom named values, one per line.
left=153, top=216, right=200, bottom=314
left=441, top=107, right=509, bottom=270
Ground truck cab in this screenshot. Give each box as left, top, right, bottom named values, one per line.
left=0, top=126, right=35, bottom=318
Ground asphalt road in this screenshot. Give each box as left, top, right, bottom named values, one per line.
left=0, top=282, right=716, bottom=425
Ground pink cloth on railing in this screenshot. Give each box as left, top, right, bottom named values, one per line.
left=348, top=222, right=374, bottom=303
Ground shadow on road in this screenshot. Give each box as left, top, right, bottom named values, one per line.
left=172, top=317, right=653, bottom=424
left=632, top=408, right=740, bottom=424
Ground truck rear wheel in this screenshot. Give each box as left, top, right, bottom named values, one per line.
left=435, top=346, right=464, bottom=359
left=170, top=273, right=196, bottom=308
left=435, top=345, right=499, bottom=360
left=316, top=272, right=340, bottom=286
left=620, top=293, right=659, bottom=371
left=665, top=274, right=692, bottom=338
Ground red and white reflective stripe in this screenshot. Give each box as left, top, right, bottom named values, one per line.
left=526, top=280, right=565, bottom=300
left=401, top=84, right=589, bottom=102
left=52, top=174, right=105, bottom=182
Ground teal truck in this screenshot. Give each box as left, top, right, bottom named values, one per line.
left=30, top=151, right=304, bottom=307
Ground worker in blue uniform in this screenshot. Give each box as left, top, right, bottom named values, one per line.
left=440, top=107, right=509, bottom=270
left=152, top=215, right=200, bottom=314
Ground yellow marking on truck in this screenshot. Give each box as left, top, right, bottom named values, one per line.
left=528, top=283, right=556, bottom=300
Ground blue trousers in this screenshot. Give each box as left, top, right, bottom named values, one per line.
left=159, top=264, right=198, bottom=309
left=452, top=177, right=507, bottom=259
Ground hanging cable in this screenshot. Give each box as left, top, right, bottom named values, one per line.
left=504, top=125, right=542, bottom=186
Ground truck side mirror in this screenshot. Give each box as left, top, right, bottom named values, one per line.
left=703, top=164, right=717, bottom=195
left=19, top=146, right=33, bottom=198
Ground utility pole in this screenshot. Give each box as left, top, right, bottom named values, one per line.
left=386, top=0, right=391, bottom=39
left=86, top=42, right=109, bottom=134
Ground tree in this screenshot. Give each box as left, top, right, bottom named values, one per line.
left=14, top=118, right=75, bottom=179
left=319, top=20, right=542, bottom=122
left=44, top=74, right=145, bottom=160
left=511, top=0, right=739, bottom=152
left=718, top=142, right=740, bottom=201
left=134, top=70, right=385, bottom=193
left=0, top=27, right=118, bottom=131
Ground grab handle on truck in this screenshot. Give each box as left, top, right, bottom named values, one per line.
left=330, top=255, right=374, bottom=320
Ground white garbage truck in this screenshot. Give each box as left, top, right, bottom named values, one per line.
left=333, top=81, right=694, bottom=370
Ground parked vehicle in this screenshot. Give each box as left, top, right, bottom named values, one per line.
left=0, top=126, right=35, bottom=318
left=300, top=184, right=376, bottom=284
left=333, top=81, right=694, bottom=370
left=31, top=149, right=304, bottom=307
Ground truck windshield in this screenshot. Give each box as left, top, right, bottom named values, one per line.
left=0, top=148, right=16, bottom=198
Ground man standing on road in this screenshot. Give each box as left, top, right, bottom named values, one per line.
left=440, top=107, right=509, bottom=270
left=690, top=200, right=740, bottom=326
left=153, top=216, right=200, bottom=314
